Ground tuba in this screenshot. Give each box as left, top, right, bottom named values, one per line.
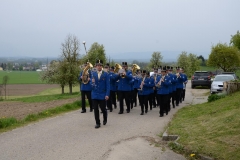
left=114, top=63, right=122, bottom=73
left=132, top=64, right=140, bottom=76
left=82, top=62, right=93, bottom=84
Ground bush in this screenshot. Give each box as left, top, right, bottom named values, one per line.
left=208, top=93, right=226, bottom=102
left=0, top=117, right=17, bottom=128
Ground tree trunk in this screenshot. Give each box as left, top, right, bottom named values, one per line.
left=61, top=85, right=64, bottom=94
left=69, top=83, right=72, bottom=94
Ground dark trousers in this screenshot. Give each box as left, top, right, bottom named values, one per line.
left=130, top=90, right=134, bottom=109
left=158, top=94, right=168, bottom=116
left=182, top=89, right=186, bottom=101
left=148, top=93, right=154, bottom=109
left=171, top=91, right=176, bottom=106
left=81, top=90, right=92, bottom=111
left=118, top=91, right=131, bottom=112
left=133, top=88, right=138, bottom=106
left=176, top=88, right=183, bottom=105
left=93, top=99, right=107, bottom=125
left=152, top=90, right=157, bottom=107
left=139, top=95, right=149, bottom=112
left=110, top=90, right=117, bottom=107
left=167, top=92, right=172, bottom=111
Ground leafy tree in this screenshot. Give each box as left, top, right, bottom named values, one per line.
left=40, top=61, right=67, bottom=94
left=61, top=34, right=81, bottom=94
left=230, top=30, right=240, bottom=50
left=81, top=42, right=107, bottom=66
left=208, top=43, right=240, bottom=72
left=2, top=75, right=9, bottom=100
left=197, top=55, right=206, bottom=66
left=188, top=53, right=201, bottom=76
left=149, top=52, right=163, bottom=69
left=177, top=51, right=200, bottom=77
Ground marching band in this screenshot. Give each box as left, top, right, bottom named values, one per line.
left=79, top=59, right=188, bottom=128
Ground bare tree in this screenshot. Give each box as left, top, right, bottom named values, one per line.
left=2, top=75, right=9, bottom=99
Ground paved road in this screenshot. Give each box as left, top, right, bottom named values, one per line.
left=0, top=82, right=208, bottom=160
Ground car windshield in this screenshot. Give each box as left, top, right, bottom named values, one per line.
left=214, top=76, right=234, bottom=81
left=194, top=72, right=208, bottom=76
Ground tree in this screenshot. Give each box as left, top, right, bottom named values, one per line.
left=188, top=53, right=201, bottom=76
left=2, top=75, right=9, bottom=100
left=61, top=34, right=81, bottom=94
left=81, top=42, right=107, bottom=65
left=149, top=52, right=163, bottom=69
left=40, top=61, right=67, bottom=94
left=230, top=30, right=240, bottom=50
left=197, top=55, right=206, bottom=66
left=177, top=51, right=200, bottom=77
left=208, top=43, right=240, bottom=72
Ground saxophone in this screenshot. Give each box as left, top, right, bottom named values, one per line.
left=82, top=62, right=93, bottom=84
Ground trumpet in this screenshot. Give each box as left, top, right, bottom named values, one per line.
left=118, top=69, right=126, bottom=78
left=156, top=75, right=165, bottom=88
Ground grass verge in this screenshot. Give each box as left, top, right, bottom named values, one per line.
left=167, top=91, right=240, bottom=160
left=0, top=100, right=83, bottom=133
left=8, top=92, right=80, bottom=103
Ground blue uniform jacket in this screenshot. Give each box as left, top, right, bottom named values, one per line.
left=167, top=73, right=174, bottom=93
left=149, top=76, right=155, bottom=94
left=90, top=71, right=110, bottom=100
left=116, top=70, right=133, bottom=91
left=171, top=73, right=177, bottom=91
left=79, top=70, right=92, bottom=91
left=176, top=73, right=184, bottom=89
left=133, top=76, right=139, bottom=89
left=138, top=77, right=155, bottom=95
left=109, top=72, right=118, bottom=91
left=156, top=75, right=171, bottom=95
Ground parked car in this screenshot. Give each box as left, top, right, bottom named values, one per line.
left=210, top=74, right=235, bottom=94
left=191, top=71, right=212, bottom=88
left=221, top=72, right=239, bottom=79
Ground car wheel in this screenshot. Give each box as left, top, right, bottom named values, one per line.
left=191, top=85, right=194, bottom=89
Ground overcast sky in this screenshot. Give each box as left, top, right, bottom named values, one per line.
left=0, top=0, right=239, bottom=60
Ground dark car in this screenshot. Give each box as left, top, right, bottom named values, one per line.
left=191, top=71, right=211, bottom=88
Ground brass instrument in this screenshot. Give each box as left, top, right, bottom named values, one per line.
left=156, top=75, right=165, bottom=88
left=132, top=64, right=140, bottom=76
left=82, top=62, right=93, bottom=84
left=114, top=63, right=122, bottom=73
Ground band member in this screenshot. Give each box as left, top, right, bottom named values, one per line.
left=104, top=63, right=112, bottom=111
left=166, top=66, right=173, bottom=112
left=148, top=71, right=155, bottom=110
left=156, top=66, right=171, bottom=117
left=91, top=60, right=110, bottom=129
left=156, top=66, right=162, bottom=107
left=176, top=66, right=184, bottom=106
left=181, top=67, right=188, bottom=101
left=116, top=62, right=133, bottom=114
left=151, top=68, right=158, bottom=108
left=168, top=66, right=177, bottom=108
left=133, top=70, right=140, bottom=107
left=138, top=71, right=154, bottom=115
left=78, top=61, right=93, bottom=113
left=109, top=66, right=118, bottom=110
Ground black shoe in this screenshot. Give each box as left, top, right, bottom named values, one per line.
left=140, top=112, right=144, bottom=115
left=90, top=109, right=93, bottom=112
left=160, top=114, right=163, bottom=117
left=127, top=110, right=130, bottom=113
left=114, top=105, right=117, bottom=109
left=166, top=112, right=168, bottom=115
left=145, top=110, right=148, bottom=113
left=110, top=109, right=112, bottom=112
left=153, top=106, right=156, bottom=108
left=150, top=107, right=152, bottom=110
left=81, top=110, right=86, bottom=113
left=134, top=103, right=137, bottom=107
left=172, top=104, right=175, bottom=108
left=176, top=104, right=179, bottom=106
left=118, top=111, right=123, bottom=114
left=95, top=124, right=101, bottom=129
left=103, top=121, right=107, bottom=125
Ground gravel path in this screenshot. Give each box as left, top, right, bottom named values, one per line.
left=0, top=82, right=208, bottom=160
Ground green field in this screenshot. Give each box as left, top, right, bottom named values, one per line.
left=0, top=71, right=45, bottom=84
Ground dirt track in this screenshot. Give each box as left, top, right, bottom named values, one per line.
left=0, top=84, right=79, bottom=120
